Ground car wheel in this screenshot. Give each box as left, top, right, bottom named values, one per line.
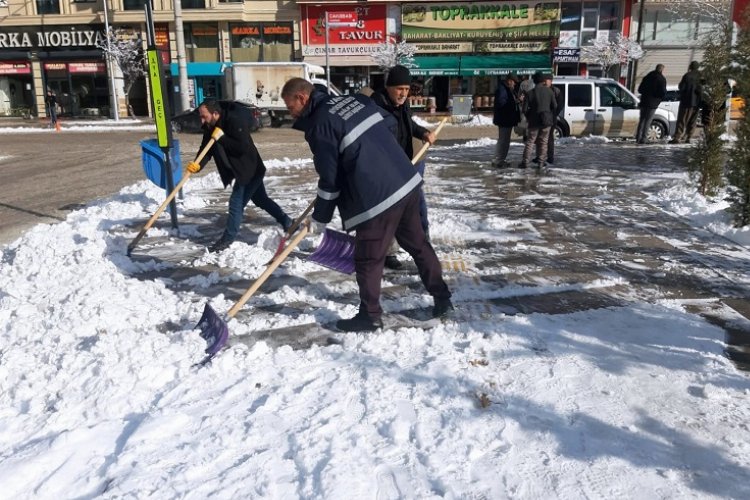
left=554, top=125, right=563, bottom=141
left=647, top=120, right=667, bottom=141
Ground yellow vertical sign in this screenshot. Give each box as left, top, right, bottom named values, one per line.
left=147, top=49, right=169, bottom=148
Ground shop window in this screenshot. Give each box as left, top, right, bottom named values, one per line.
left=219, top=0, right=243, bottom=2
left=36, top=0, right=60, bottom=14
left=262, top=24, right=292, bottom=62
left=229, top=23, right=292, bottom=63
left=184, top=23, right=219, bottom=63
left=230, top=24, right=262, bottom=62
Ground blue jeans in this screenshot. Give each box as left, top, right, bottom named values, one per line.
left=415, top=160, right=429, bottom=232
left=222, top=176, right=290, bottom=242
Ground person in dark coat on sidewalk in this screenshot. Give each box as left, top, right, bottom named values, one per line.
left=543, top=74, right=562, bottom=164
left=670, top=61, right=702, bottom=144
left=636, top=64, right=667, bottom=144
left=187, top=99, right=292, bottom=252
left=371, top=65, right=436, bottom=267
left=491, top=73, right=520, bottom=168
left=520, top=75, right=557, bottom=168
left=281, top=78, right=453, bottom=332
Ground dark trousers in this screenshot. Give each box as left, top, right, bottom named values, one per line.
left=415, top=160, right=429, bottom=231
left=636, top=107, right=657, bottom=143
left=223, top=176, right=289, bottom=242
left=354, top=189, right=450, bottom=319
left=673, top=106, right=700, bottom=143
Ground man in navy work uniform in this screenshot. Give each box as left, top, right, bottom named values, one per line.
left=281, top=77, right=453, bottom=332
left=187, top=99, right=293, bottom=253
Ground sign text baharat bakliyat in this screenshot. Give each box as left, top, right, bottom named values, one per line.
left=402, top=2, right=560, bottom=42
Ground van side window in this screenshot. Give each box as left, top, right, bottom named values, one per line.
left=599, top=83, right=636, bottom=108
left=568, top=84, right=592, bottom=107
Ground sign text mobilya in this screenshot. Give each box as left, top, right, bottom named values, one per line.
left=0, top=28, right=105, bottom=49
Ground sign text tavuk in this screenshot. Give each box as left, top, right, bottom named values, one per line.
left=301, top=3, right=387, bottom=56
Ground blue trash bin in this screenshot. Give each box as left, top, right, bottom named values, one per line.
left=140, top=139, right=182, bottom=190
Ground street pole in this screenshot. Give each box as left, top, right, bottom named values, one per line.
left=173, top=0, right=191, bottom=112
left=325, top=11, right=330, bottom=93
left=102, top=0, right=119, bottom=120
left=630, top=0, right=647, bottom=91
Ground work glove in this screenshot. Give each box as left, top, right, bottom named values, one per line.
left=186, top=161, right=201, bottom=174
left=308, top=219, right=327, bottom=235
left=211, top=127, right=224, bottom=141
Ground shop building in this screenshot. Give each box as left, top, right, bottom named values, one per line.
left=0, top=0, right=299, bottom=118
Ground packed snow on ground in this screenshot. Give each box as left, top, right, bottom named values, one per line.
left=1, top=142, right=749, bottom=499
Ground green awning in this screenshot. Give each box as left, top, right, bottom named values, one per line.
left=411, top=54, right=551, bottom=77
left=411, top=56, right=461, bottom=76
left=459, top=54, right=551, bottom=76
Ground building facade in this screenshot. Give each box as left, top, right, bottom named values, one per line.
left=0, top=0, right=734, bottom=119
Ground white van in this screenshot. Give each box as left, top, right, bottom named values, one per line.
left=551, top=76, right=676, bottom=141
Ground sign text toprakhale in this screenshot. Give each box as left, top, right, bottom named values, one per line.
left=0, top=27, right=105, bottom=49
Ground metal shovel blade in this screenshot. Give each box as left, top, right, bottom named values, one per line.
left=308, top=228, right=356, bottom=274
left=196, top=303, right=229, bottom=355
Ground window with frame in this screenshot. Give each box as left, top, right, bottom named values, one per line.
left=184, top=23, right=219, bottom=62
left=229, top=22, right=293, bottom=62
left=123, top=0, right=147, bottom=11
left=36, top=0, right=60, bottom=14
left=598, top=83, right=636, bottom=108
left=567, top=84, right=592, bottom=107
left=182, top=0, right=205, bottom=9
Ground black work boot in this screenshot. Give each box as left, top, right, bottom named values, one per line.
left=336, top=311, right=384, bottom=332
left=208, top=238, right=233, bottom=253
left=432, top=297, right=455, bottom=318
left=384, top=255, right=403, bottom=270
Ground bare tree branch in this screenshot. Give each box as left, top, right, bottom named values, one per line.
left=97, top=28, right=146, bottom=116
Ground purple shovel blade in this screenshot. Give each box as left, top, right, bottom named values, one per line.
left=196, top=303, right=229, bottom=355
left=308, top=228, right=356, bottom=274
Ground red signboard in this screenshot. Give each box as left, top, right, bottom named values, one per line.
left=44, top=62, right=67, bottom=71
left=155, top=24, right=171, bottom=65
left=0, top=62, right=31, bottom=75
left=735, top=0, right=750, bottom=26
left=68, top=62, right=106, bottom=74
left=301, top=3, right=387, bottom=54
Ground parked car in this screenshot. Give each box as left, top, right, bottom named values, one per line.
left=657, top=85, right=681, bottom=117
left=550, top=76, right=676, bottom=141
left=170, top=100, right=269, bottom=133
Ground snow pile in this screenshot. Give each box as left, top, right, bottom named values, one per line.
left=557, top=135, right=610, bottom=144
left=457, top=114, right=494, bottom=126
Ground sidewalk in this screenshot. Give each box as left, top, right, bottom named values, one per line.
left=120, top=136, right=750, bottom=368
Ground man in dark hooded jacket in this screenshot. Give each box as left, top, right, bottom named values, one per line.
left=371, top=65, right=435, bottom=268
left=636, top=64, right=667, bottom=144
left=187, top=99, right=292, bottom=252
left=281, top=78, right=452, bottom=332
left=670, top=61, right=702, bottom=144
left=492, top=73, right=520, bottom=168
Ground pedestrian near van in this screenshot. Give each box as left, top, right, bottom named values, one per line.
left=670, top=61, right=702, bottom=144
left=45, top=89, right=57, bottom=128
left=281, top=78, right=453, bottom=332
left=491, top=73, right=520, bottom=168
left=520, top=74, right=557, bottom=169
left=371, top=64, right=436, bottom=268
left=186, top=99, right=293, bottom=253
left=636, top=64, right=667, bottom=144
left=544, top=74, right=562, bottom=164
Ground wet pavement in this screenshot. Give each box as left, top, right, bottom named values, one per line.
left=114, top=135, right=750, bottom=369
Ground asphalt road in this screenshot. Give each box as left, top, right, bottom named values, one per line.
left=0, top=123, right=497, bottom=246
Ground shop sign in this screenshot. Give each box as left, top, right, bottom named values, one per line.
left=263, top=25, right=292, bottom=35
left=0, top=26, right=105, bottom=49
left=69, top=62, right=106, bottom=74
left=301, top=3, right=387, bottom=56
left=402, top=2, right=560, bottom=42
left=155, top=24, right=171, bottom=65
left=475, top=40, right=549, bottom=52
left=232, top=26, right=260, bottom=36
left=411, top=42, right=474, bottom=53
left=553, top=47, right=580, bottom=63
left=44, top=62, right=67, bottom=71
left=0, top=62, right=31, bottom=75
left=558, top=30, right=579, bottom=48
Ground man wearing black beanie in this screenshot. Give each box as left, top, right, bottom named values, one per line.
left=372, top=64, right=436, bottom=270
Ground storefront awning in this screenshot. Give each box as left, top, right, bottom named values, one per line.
left=411, top=54, right=551, bottom=77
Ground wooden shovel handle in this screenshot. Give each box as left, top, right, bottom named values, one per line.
left=127, top=137, right=216, bottom=253
left=412, top=117, right=448, bottom=165
left=285, top=199, right=316, bottom=239
left=226, top=224, right=310, bottom=318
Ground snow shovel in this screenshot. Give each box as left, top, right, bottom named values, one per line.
left=195, top=223, right=310, bottom=364
left=265, top=199, right=316, bottom=265
left=126, top=137, right=216, bottom=256
left=306, top=117, right=448, bottom=275
left=308, top=228, right=356, bottom=274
